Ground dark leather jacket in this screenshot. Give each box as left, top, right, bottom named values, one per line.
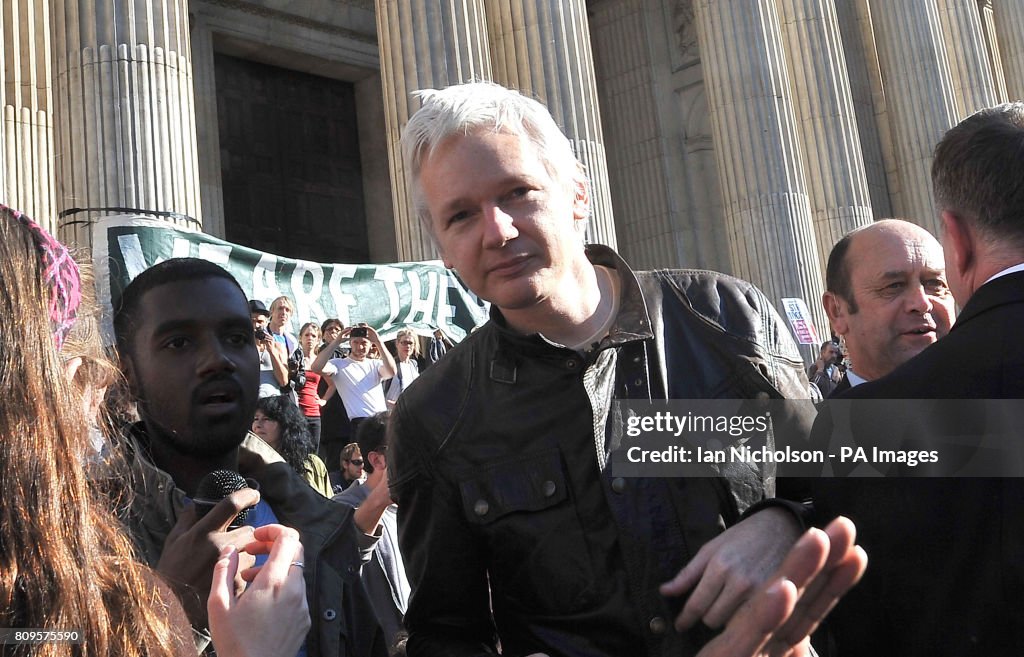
left=389, top=245, right=812, bottom=657
left=123, top=426, right=386, bottom=657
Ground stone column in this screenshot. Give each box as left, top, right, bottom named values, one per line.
left=693, top=0, right=827, bottom=336
left=937, top=0, right=999, bottom=115
left=375, top=0, right=491, bottom=262
left=2, top=0, right=56, bottom=231
left=835, top=0, right=895, bottom=218
left=51, top=0, right=202, bottom=247
left=976, top=0, right=1009, bottom=102
left=189, top=15, right=225, bottom=239
left=779, top=0, right=873, bottom=271
left=995, top=0, right=1024, bottom=102
left=869, top=0, right=958, bottom=236
left=485, top=0, right=616, bottom=248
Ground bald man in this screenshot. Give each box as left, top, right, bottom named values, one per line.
left=813, top=103, right=1024, bottom=657
left=821, top=219, right=956, bottom=395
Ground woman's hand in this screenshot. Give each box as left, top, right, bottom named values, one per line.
left=208, top=524, right=310, bottom=657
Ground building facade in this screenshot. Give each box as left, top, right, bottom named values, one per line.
left=2, top=0, right=1021, bottom=337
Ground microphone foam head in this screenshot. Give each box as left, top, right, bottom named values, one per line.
left=193, top=469, right=253, bottom=527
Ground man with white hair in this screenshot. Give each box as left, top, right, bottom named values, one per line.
left=387, top=82, right=864, bottom=657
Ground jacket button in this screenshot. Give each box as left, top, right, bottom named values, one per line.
left=323, top=608, right=337, bottom=622
left=542, top=480, right=557, bottom=497
left=566, top=359, right=578, bottom=369
left=473, top=499, right=489, bottom=516
left=649, top=616, right=667, bottom=635
left=611, top=477, right=626, bottom=494
left=634, top=378, right=643, bottom=387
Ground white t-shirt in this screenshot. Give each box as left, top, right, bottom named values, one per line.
left=322, top=357, right=389, bottom=419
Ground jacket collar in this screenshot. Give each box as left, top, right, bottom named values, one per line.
left=952, top=270, right=1024, bottom=330
left=488, top=244, right=654, bottom=352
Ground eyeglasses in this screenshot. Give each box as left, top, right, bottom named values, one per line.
left=346, top=459, right=364, bottom=467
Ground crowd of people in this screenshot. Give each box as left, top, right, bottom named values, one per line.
left=1, top=81, right=1021, bottom=657
left=243, top=292, right=449, bottom=503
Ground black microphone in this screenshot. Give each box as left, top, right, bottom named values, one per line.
left=193, top=469, right=258, bottom=530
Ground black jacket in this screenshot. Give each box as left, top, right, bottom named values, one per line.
left=123, top=426, right=386, bottom=657
left=814, top=270, right=1024, bottom=656
left=388, top=245, right=813, bottom=657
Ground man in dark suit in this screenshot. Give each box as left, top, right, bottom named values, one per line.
left=816, top=103, right=1024, bottom=656
left=820, top=219, right=955, bottom=394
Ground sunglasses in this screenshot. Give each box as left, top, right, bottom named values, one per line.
left=399, top=340, right=415, bottom=346
left=346, top=458, right=364, bottom=467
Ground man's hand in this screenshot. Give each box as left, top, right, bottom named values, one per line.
left=354, top=463, right=394, bottom=534
left=694, top=516, right=867, bottom=657
left=263, top=336, right=289, bottom=386
left=157, top=488, right=260, bottom=627
left=208, top=524, right=310, bottom=657
left=660, top=508, right=802, bottom=630
left=525, top=518, right=863, bottom=657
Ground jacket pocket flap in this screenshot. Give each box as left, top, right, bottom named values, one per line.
left=459, top=449, right=568, bottom=525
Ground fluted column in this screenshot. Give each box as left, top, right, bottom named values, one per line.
left=375, top=0, right=491, bottom=262
left=937, top=0, right=999, bottom=115
left=51, top=0, right=202, bottom=247
left=994, top=0, right=1024, bottom=101
left=694, top=0, right=827, bottom=335
left=2, top=1, right=56, bottom=232
left=835, top=0, right=894, bottom=217
left=779, top=0, right=873, bottom=271
left=189, top=16, right=225, bottom=238
left=976, top=0, right=1009, bottom=102
left=869, top=0, right=958, bottom=236
left=485, top=0, right=616, bottom=248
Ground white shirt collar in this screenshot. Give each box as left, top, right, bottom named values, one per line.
left=846, top=368, right=869, bottom=387
left=982, top=262, right=1024, bottom=287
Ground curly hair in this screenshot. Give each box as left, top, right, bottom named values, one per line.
left=255, top=395, right=316, bottom=476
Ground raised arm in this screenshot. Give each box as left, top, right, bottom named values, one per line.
left=310, top=329, right=346, bottom=374
left=364, top=325, right=396, bottom=379
left=264, top=339, right=289, bottom=387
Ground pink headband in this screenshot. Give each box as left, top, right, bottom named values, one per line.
left=2, top=205, right=81, bottom=350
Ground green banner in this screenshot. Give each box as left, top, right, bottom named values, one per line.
left=93, top=216, right=489, bottom=342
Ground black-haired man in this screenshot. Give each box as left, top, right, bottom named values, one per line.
left=114, top=257, right=384, bottom=657
left=817, top=104, right=1024, bottom=656
left=335, top=412, right=410, bottom=654
left=806, top=341, right=841, bottom=398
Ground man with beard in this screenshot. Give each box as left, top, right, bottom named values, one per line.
left=113, top=258, right=385, bottom=657
left=806, top=340, right=841, bottom=398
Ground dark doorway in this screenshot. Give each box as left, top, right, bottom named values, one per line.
left=215, top=54, right=369, bottom=263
